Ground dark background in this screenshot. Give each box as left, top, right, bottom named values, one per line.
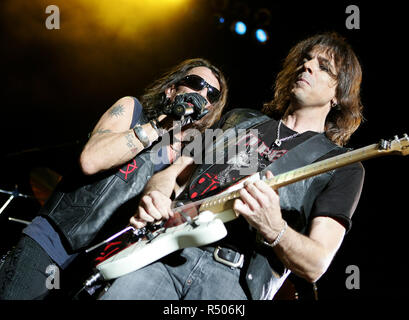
left=0, top=0, right=407, bottom=301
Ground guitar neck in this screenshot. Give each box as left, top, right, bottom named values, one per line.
left=267, top=143, right=381, bottom=189
left=199, top=142, right=386, bottom=215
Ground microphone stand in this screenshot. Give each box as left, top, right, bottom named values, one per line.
left=0, top=185, right=34, bottom=217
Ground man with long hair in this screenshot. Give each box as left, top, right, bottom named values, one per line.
left=0, top=58, right=228, bottom=299
left=100, top=32, right=365, bottom=300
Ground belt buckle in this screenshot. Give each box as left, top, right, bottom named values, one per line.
left=213, top=246, right=244, bottom=268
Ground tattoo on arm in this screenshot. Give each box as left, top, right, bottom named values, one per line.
left=125, top=132, right=138, bottom=152
left=109, top=104, right=125, bottom=118
left=95, top=129, right=112, bottom=134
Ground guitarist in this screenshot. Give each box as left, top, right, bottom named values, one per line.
left=100, top=32, right=365, bottom=300
left=0, top=58, right=228, bottom=299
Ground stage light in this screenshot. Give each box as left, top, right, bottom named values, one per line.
left=255, top=29, right=268, bottom=43
left=214, top=14, right=225, bottom=25
left=65, top=0, right=192, bottom=40
left=213, top=13, right=225, bottom=29
left=234, top=21, right=247, bottom=35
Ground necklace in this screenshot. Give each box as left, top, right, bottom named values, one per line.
left=274, top=120, right=302, bottom=147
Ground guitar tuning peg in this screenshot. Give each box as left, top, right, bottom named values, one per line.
left=379, top=139, right=389, bottom=150
left=394, top=135, right=399, bottom=141
left=404, top=133, right=409, bottom=140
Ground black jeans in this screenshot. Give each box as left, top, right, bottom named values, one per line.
left=0, top=235, right=55, bottom=300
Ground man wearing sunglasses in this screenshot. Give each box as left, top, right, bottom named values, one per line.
left=178, top=74, right=221, bottom=105
left=0, top=58, right=228, bottom=300
left=100, top=32, right=365, bottom=300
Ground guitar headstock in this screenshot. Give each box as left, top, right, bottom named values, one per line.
left=379, top=134, right=409, bottom=155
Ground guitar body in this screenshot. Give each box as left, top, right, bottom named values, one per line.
left=94, top=175, right=257, bottom=281
left=96, top=211, right=229, bottom=280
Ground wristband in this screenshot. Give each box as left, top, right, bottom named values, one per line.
left=263, top=220, right=288, bottom=248
left=133, top=125, right=151, bottom=148
left=149, top=119, right=166, bottom=137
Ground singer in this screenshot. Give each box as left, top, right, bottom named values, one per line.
left=0, top=58, right=228, bottom=300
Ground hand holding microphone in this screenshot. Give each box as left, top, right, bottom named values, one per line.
left=163, top=92, right=209, bottom=120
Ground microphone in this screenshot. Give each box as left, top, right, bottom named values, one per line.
left=163, top=93, right=208, bottom=120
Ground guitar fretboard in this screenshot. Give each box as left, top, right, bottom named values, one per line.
left=199, top=143, right=384, bottom=213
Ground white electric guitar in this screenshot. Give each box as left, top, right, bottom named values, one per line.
left=94, top=135, right=409, bottom=281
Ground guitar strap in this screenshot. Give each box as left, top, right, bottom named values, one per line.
left=262, top=132, right=341, bottom=176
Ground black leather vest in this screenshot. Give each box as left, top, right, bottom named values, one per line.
left=246, top=133, right=343, bottom=300
left=181, top=108, right=347, bottom=299
left=40, top=113, right=156, bottom=252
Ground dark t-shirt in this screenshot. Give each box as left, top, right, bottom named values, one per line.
left=187, top=119, right=364, bottom=237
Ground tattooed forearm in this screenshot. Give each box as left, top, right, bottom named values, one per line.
left=95, top=129, right=112, bottom=134
left=109, top=104, right=125, bottom=117
left=125, top=132, right=138, bottom=152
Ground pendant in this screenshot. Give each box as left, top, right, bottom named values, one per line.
left=274, top=139, right=282, bottom=147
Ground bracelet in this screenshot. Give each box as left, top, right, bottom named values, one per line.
left=263, top=220, right=288, bottom=248
left=149, top=119, right=159, bottom=131
left=149, top=119, right=166, bottom=137
left=133, top=125, right=151, bottom=148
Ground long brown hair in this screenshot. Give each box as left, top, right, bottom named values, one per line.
left=140, top=58, right=228, bottom=132
left=262, top=32, right=363, bottom=146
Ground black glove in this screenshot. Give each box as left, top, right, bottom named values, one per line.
left=163, top=93, right=209, bottom=120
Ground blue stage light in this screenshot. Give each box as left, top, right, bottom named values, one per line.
left=234, top=21, right=247, bottom=35
left=255, top=29, right=268, bottom=42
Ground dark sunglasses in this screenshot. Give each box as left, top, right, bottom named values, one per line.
left=177, top=74, right=221, bottom=104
